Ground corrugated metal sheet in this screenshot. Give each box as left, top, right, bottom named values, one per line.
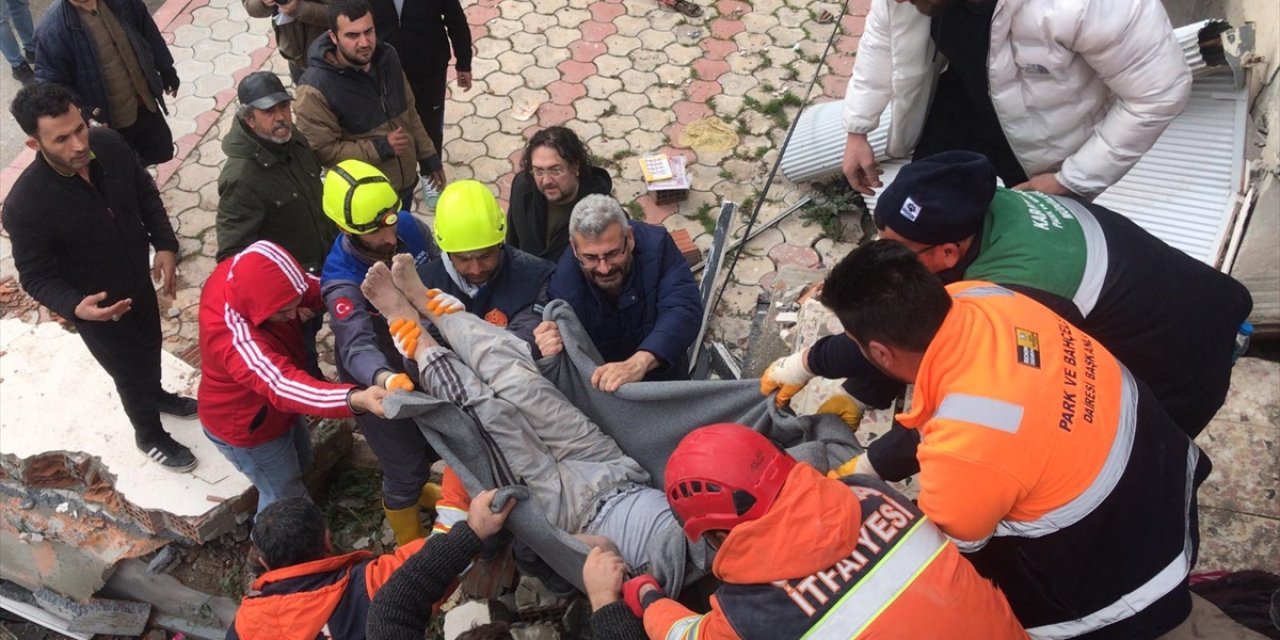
left=780, top=22, right=1245, bottom=266
left=1092, top=71, right=1247, bottom=264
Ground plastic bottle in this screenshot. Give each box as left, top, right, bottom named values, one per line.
left=1232, top=321, right=1253, bottom=364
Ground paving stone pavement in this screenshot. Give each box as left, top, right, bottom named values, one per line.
left=1, top=0, right=1275, bottom=577
left=0, top=0, right=874, bottom=361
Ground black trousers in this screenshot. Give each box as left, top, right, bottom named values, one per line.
left=408, top=70, right=448, bottom=159
left=115, top=106, right=175, bottom=167
left=75, top=285, right=168, bottom=445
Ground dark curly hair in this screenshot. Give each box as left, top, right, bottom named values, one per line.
left=521, top=126, right=592, bottom=181
left=10, top=82, right=79, bottom=136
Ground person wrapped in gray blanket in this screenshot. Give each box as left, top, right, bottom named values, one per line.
left=359, top=253, right=696, bottom=594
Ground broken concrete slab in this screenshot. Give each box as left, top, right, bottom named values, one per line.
left=99, top=558, right=237, bottom=630
left=31, top=587, right=150, bottom=636
left=0, top=319, right=252, bottom=520
left=0, top=318, right=254, bottom=600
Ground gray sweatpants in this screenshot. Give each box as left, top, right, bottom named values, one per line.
left=415, top=310, right=659, bottom=524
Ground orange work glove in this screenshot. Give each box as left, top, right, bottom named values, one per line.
left=760, top=351, right=815, bottom=407
left=383, top=372, right=415, bottom=392
left=389, top=318, right=422, bottom=359
left=424, top=289, right=465, bottom=316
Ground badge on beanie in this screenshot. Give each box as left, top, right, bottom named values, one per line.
left=901, top=197, right=921, bottom=221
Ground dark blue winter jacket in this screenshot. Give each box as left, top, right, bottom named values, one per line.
left=34, top=0, right=176, bottom=127
left=548, top=220, right=703, bottom=381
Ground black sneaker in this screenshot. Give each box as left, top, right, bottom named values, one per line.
left=139, top=436, right=197, bottom=473
left=157, top=392, right=198, bottom=418
left=11, top=63, right=34, bottom=87
left=23, top=49, right=34, bottom=65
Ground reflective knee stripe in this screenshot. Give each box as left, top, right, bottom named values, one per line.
left=1025, top=442, right=1199, bottom=639
left=802, top=519, right=950, bottom=639
left=994, top=365, right=1138, bottom=539
left=953, top=284, right=1015, bottom=298
left=936, top=394, right=1024, bottom=434
left=665, top=615, right=703, bottom=640
left=1052, top=196, right=1108, bottom=317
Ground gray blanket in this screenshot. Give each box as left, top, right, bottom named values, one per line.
left=384, top=299, right=862, bottom=593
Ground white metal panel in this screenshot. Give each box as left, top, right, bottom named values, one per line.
left=1092, top=71, right=1247, bottom=264
left=781, top=72, right=1246, bottom=266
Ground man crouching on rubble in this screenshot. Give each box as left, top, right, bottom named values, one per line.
left=581, top=423, right=1027, bottom=640
left=357, top=253, right=699, bottom=595
left=227, top=490, right=513, bottom=639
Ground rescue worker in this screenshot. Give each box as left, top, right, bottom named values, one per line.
left=765, top=151, right=1253, bottom=480
left=319, top=159, right=447, bottom=545
left=589, top=423, right=1026, bottom=639
left=199, top=240, right=389, bottom=514
left=818, top=240, right=1209, bottom=638
left=418, top=180, right=555, bottom=353
left=228, top=489, right=511, bottom=639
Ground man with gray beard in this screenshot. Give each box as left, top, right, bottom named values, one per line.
left=217, top=71, right=336, bottom=376
left=217, top=71, right=336, bottom=274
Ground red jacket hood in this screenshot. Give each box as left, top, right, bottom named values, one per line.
left=712, top=464, right=862, bottom=584
left=224, top=241, right=310, bottom=326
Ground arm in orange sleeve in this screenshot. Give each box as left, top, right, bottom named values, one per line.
left=915, top=433, right=1025, bottom=549
left=431, top=466, right=471, bottom=536
left=643, top=595, right=741, bottom=640
left=363, top=536, right=430, bottom=594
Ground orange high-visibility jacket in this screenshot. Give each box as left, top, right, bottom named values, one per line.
left=899, top=281, right=1207, bottom=639
left=643, top=464, right=1026, bottom=639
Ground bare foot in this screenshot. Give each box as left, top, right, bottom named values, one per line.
left=390, top=253, right=431, bottom=311
left=362, top=262, right=438, bottom=360
left=390, top=253, right=465, bottom=322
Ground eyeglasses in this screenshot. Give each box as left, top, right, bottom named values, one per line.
left=531, top=165, right=567, bottom=179
left=576, top=236, right=630, bottom=268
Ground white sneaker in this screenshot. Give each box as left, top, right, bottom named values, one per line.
left=420, top=180, right=440, bottom=212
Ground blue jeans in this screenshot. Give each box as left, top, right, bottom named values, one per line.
left=0, top=0, right=33, bottom=69
left=205, top=419, right=313, bottom=515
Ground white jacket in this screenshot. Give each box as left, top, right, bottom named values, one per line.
left=842, top=0, right=1192, bottom=199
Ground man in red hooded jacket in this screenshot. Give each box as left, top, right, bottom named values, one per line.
left=199, top=240, right=389, bottom=513
left=585, top=423, right=1026, bottom=640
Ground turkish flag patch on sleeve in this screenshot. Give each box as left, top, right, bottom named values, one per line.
left=484, top=308, right=508, bottom=327
left=333, top=297, right=355, bottom=320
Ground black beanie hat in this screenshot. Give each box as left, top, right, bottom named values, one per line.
left=873, top=151, right=997, bottom=245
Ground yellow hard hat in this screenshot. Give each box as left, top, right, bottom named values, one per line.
left=323, top=159, right=401, bottom=235
left=433, top=180, right=506, bottom=253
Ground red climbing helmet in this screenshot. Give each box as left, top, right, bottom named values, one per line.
left=664, top=423, right=797, bottom=542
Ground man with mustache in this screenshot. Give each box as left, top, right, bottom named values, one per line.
left=294, top=0, right=444, bottom=210
left=5, top=82, right=197, bottom=472
left=217, top=71, right=336, bottom=377
left=541, top=195, right=703, bottom=392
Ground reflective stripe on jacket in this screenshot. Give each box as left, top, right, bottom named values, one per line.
left=643, top=466, right=1026, bottom=639
left=901, top=281, right=1207, bottom=638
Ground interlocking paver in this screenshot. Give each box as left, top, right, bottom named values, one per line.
left=582, top=75, right=623, bottom=97
left=593, top=54, right=631, bottom=78
left=555, top=7, right=592, bottom=29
